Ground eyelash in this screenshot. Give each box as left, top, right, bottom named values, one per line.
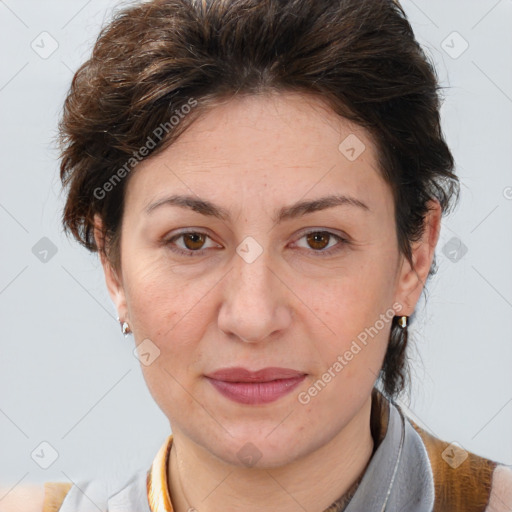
left=164, top=230, right=349, bottom=258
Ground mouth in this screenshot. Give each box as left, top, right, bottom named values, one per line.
left=205, top=367, right=307, bottom=405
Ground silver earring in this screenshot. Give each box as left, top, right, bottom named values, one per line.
left=121, top=321, right=131, bottom=336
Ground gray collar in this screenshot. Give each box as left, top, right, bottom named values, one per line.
left=343, top=396, right=435, bottom=512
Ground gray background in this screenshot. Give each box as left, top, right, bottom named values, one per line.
left=1, top=0, right=511, bottom=490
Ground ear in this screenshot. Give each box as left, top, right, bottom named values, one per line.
left=93, top=214, right=128, bottom=323
left=394, top=199, right=442, bottom=314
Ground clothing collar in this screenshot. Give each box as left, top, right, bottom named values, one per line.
left=344, top=389, right=434, bottom=511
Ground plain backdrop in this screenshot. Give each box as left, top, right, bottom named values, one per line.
left=1, top=0, right=511, bottom=489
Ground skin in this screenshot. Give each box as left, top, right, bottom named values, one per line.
left=94, top=92, right=441, bottom=512
left=0, top=486, right=44, bottom=512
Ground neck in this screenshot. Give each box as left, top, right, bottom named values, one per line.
left=168, top=394, right=375, bottom=512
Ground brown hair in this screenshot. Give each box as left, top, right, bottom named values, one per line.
left=59, top=0, right=460, bottom=400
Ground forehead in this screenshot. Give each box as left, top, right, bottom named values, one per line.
left=124, top=92, right=392, bottom=217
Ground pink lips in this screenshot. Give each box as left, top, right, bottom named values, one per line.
left=205, top=367, right=307, bottom=405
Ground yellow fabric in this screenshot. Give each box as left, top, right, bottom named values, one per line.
left=147, top=434, right=174, bottom=512
left=42, top=482, right=73, bottom=512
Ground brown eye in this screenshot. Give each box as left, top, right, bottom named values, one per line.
left=165, top=230, right=221, bottom=257
left=294, top=230, right=349, bottom=257
left=182, top=232, right=207, bottom=250
left=306, top=232, right=331, bottom=251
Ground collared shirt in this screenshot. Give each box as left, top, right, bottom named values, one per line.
left=43, top=388, right=512, bottom=512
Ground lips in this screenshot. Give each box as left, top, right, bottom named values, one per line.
left=205, top=367, right=307, bottom=405
left=206, top=367, right=306, bottom=382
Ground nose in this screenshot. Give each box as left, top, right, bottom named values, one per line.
left=217, top=249, right=292, bottom=343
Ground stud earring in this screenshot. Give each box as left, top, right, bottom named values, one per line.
left=397, top=315, right=408, bottom=328
left=121, top=320, right=131, bottom=336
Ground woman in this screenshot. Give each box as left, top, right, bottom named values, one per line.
left=5, top=0, right=511, bottom=510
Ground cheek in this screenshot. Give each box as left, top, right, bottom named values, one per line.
left=299, top=254, right=394, bottom=321
left=123, top=259, right=219, bottom=357
left=120, top=258, right=167, bottom=330
left=123, top=266, right=210, bottom=415
left=294, top=259, right=394, bottom=375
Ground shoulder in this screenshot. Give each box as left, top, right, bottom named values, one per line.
left=41, top=469, right=151, bottom=511
left=407, top=416, right=512, bottom=511
left=0, top=438, right=168, bottom=512
left=0, top=482, right=74, bottom=512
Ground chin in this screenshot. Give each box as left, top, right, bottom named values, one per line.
left=204, top=427, right=311, bottom=470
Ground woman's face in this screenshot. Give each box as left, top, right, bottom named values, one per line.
left=99, top=92, right=436, bottom=468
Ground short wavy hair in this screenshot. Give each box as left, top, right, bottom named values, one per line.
left=58, top=0, right=460, bottom=400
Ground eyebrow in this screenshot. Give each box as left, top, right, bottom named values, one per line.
left=145, top=193, right=370, bottom=224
